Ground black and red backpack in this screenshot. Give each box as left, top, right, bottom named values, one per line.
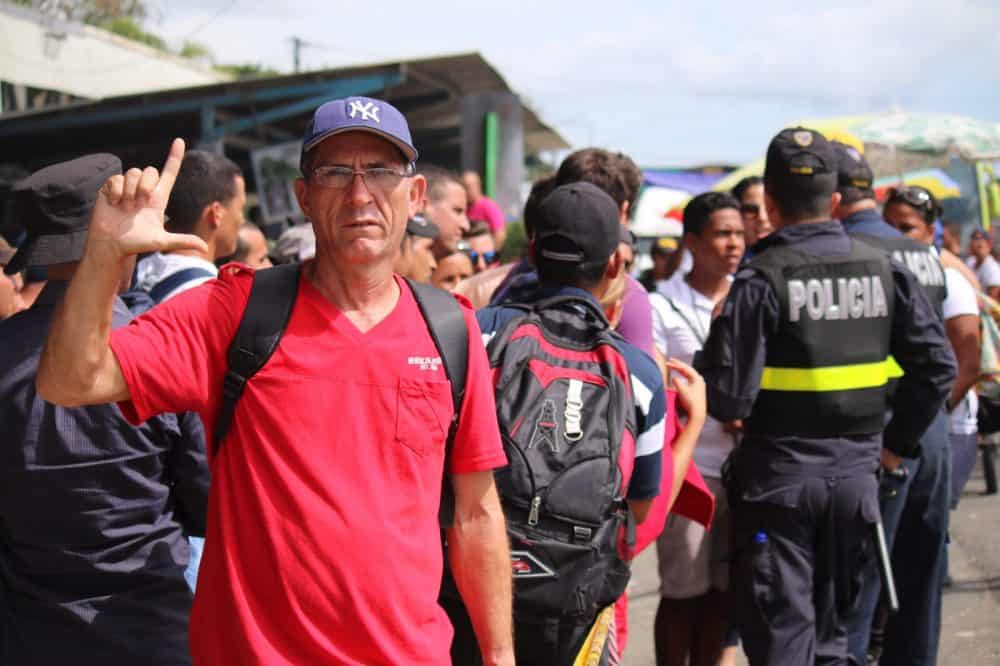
left=487, top=294, right=637, bottom=620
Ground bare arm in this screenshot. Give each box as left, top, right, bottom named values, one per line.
left=663, top=358, right=706, bottom=511
left=946, top=313, right=981, bottom=410
left=446, top=470, right=514, bottom=666
left=628, top=498, right=654, bottom=524
left=37, top=139, right=206, bottom=407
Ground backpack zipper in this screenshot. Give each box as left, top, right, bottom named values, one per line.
left=528, top=495, right=542, bottom=526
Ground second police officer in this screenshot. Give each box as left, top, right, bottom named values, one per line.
left=694, top=128, right=957, bottom=665
left=832, top=141, right=953, bottom=665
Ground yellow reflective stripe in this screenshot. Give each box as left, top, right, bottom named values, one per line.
left=760, top=358, right=897, bottom=392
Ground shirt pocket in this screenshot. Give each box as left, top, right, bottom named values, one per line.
left=395, top=377, right=453, bottom=458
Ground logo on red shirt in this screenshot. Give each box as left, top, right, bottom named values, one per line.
left=407, top=356, right=442, bottom=371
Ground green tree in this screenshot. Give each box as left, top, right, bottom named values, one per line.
left=180, top=41, right=213, bottom=61
left=215, top=63, right=282, bottom=79
left=100, top=16, right=166, bottom=51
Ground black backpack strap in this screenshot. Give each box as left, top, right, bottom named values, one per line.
left=149, top=266, right=216, bottom=303
left=406, top=279, right=469, bottom=528
left=213, top=264, right=301, bottom=454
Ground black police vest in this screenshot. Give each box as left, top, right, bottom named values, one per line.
left=851, top=233, right=946, bottom=319
left=745, top=239, right=896, bottom=438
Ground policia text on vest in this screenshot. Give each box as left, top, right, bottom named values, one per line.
left=746, top=241, right=895, bottom=438
left=788, top=274, right=888, bottom=322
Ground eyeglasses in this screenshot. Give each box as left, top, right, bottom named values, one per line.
left=310, top=164, right=414, bottom=191
left=465, top=249, right=498, bottom=265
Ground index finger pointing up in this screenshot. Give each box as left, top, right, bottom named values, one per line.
left=152, top=138, right=186, bottom=205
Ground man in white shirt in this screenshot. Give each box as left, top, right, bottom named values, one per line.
left=650, top=191, right=744, bottom=666
left=966, top=228, right=1000, bottom=301
left=135, top=150, right=246, bottom=303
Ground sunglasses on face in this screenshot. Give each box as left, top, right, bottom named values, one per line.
left=466, top=249, right=498, bottom=265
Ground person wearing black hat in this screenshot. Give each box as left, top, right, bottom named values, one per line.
left=638, top=235, right=679, bottom=292
left=0, top=154, right=209, bottom=665
left=393, top=213, right=440, bottom=283
left=472, top=182, right=702, bottom=665
left=693, top=128, right=956, bottom=665
left=833, top=145, right=971, bottom=666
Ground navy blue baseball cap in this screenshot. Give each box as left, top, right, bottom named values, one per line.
left=300, top=96, right=417, bottom=173
left=765, top=127, right=836, bottom=183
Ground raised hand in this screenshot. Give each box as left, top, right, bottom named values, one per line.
left=666, top=357, right=707, bottom=427
left=88, top=138, right=208, bottom=259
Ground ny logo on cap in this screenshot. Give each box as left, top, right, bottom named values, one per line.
left=348, top=100, right=380, bottom=123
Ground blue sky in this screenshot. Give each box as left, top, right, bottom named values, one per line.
left=156, top=0, right=1000, bottom=166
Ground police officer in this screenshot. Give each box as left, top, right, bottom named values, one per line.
left=832, top=143, right=954, bottom=665
left=694, top=128, right=956, bottom=665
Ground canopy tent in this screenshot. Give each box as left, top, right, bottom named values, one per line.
left=632, top=168, right=731, bottom=238
left=873, top=168, right=962, bottom=201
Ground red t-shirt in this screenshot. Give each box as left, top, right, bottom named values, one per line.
left=110, top=265, right=506, bottom=665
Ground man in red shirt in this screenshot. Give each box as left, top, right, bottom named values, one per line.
left=37, top=96, right=514, bottom=665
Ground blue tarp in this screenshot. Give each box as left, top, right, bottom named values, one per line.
left=642, top=169, right=728, bottom=193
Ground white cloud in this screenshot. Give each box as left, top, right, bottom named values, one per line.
left=150, top=0, right=999, bottom=163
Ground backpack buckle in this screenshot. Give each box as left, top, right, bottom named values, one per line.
left=573, top=526, right=592, bottom=542
left=222, top=369, right=248, bottom=401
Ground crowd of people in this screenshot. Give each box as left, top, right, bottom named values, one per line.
left=0, top=93, right=993, bottom=666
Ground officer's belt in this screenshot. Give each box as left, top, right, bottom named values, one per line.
left=760, top=356, right=904, bottom=392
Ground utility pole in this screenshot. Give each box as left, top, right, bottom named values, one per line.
left=290, top=36, right=315, bottom=73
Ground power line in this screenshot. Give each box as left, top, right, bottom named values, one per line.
left=178, top=0, right=238, bottom=43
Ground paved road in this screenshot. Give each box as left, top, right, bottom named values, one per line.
left=622, top=453, right=1000, bottom=665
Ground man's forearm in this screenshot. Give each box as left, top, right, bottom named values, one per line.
left=37, top=240, right=126, bottom=406
left=447, top=491, right=513, bottom=665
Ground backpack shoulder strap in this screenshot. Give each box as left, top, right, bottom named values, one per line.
left=406, top=279, right=469, bottom=528
left=149, top=266, right=216, bottom=303
left=214, top=264, right=301, bottom=454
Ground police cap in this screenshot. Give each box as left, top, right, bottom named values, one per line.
left=832, top=141, right=875, bottom=195
left=764, top=127, right=837, bottom=187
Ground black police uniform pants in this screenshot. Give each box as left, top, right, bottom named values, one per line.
left=847, top=410, right=951, bottom=665
left=730, top=472, right=879, bottom=666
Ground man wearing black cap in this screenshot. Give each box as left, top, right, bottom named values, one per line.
left=0, top=155, right=209, bottom=664
left=694, top=128, right=956, bottom=665
left=37, top=96, right=512, bottom=665
left=832, top=143, right=964, bottom=666
left=473, top=182, right=686, bottom=664
left=394, top=213, right=439, bottom=283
